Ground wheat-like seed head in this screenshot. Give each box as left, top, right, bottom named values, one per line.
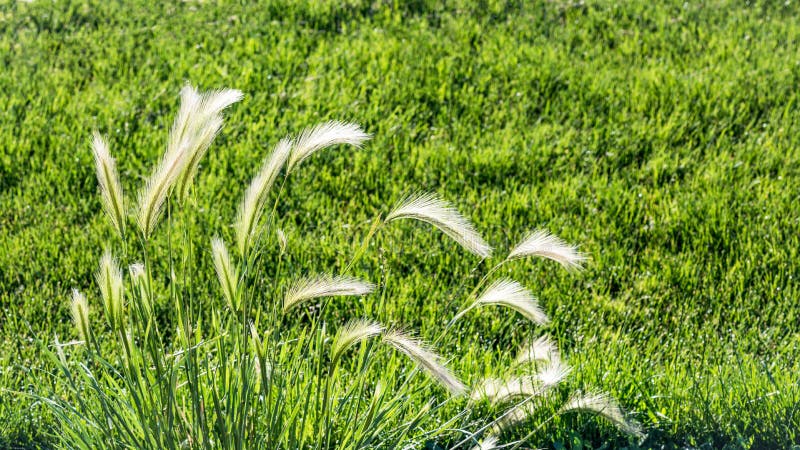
left=283, top=275, right=374, bottom=312
left=211, top=237, right=239, bottom=311
left=276, top=228, right=288, bottom=255
left=137, top=85, right=242, bottom=238
left=331, top=319, right=384, bottom=364
left=96, top=250, right=123, bottom=330
left=507, top=230, right=586, bottom=270
left=173, top=86, right=243, bottom=199
left=235, top=138, right=292, bottom=256
left=471, top=361, right=569, bottom=405
left=91, top=132, right=126, bottom=237
left=560, top=390, right=645, bottom=439
left=472, top=279, right=549, bottom=326
left=514, top=334, right=560, bottom=366
left=382, top=329, right=466, bottom=396
left=70, top=289, right=90, bottom=342
left=127, top=262, right=151, bottom=317
left=286, top=121, right=370, bottom=172
left=385, top=192, right=492, bottom=258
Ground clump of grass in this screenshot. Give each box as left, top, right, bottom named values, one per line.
left=40, top=85, right=643, bottom=449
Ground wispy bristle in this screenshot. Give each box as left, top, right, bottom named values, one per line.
left=283, top=275, right=374, bottom=312
left=276, top=229, right=288, bottom=255
left=286, top=121, right=370, bottom=171
left=235, top=138, right=292, bottom=255
left=471, top=362, right=569, bottom=405
left=211, top=237, right=239, bottom=311
left=385, top=192, right=492, bottom=258
left=507, top=230, right=586, bottom=270
left=175, top=87, right=242, bottom=199
left=331, top=319, right=384, bottom=364
left=70, top=289, right=90, bottom=342
left=473, top=279, right=549, bottom=326
left=91, top=132, right=126, bottom=237
left=137, top=85, right=242, bottom=238
left=560, top=391, right=645, bottom=438
left=515, top=335, right=560, bottom=366
left=382, top=329, right=465, bottom=396
left=96, top=251, right=124, bottom=330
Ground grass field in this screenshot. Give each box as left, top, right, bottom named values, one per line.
left=2, top=1, right=800, bottom=448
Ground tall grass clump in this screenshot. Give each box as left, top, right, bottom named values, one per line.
left=39, top=85, right=644, bottom=449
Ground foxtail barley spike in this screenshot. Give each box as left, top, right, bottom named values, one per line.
left=175, top=87, right=242, bottom=199
left=470, top=279, right=549, bottom=326
left=385, top=192, right=492, bottom=258
left=283, top=275, right=374, bottom=312
left=70, top=289, right=90, bottom=342
left=211, top=237, right=239, bottom=311
left=560, top=391, right=645, bottom=439
left=128, top=262, right=150, bottom=317
left=515, top=335, right=560, bottom=366
left=471, top=362, right=569, bottom=405
left=96, top=250, right=124, bottom=330
left=507, top=230, right=586, bottom=270
left=331, top=319, right=383, bottom=364
left=137, top=85, right=242, bottom=238
left=286, top=121, right=370, bottom=172
left=91, top=132, right=126, bottom=237
left=382, top=329, right=466, bottom=396
left=235, top=138, right=292, bottom=255
left=276, top=229, right=288, bottom=255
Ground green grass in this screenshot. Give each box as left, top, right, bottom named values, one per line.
left=2, top=0, right=800, bottom=448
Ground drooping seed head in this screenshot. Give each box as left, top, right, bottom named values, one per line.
left=382, top=329, right=465, bottom=396
left=385, top=192, right=492, bottom=258
left=471, top=279, right=549, bottom=326
left=515, top=335, right=560, bottom=366
left=286, top=121, right=370, bottom=172
left=559, top=390, right=645, bottom=439
left=283, top=274, right=374, bottom=312
left=507, top=230, right=586, bottom=271
left=331, top=319, right=384, bottom=364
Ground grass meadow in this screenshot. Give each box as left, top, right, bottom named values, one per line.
left=1, top=1, right=799, bottom=448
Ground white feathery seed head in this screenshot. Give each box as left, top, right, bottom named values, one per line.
left=472, top=279, right=549, bottom=326
left=235, top=138, right=292, bottom=256
left=128, top=262, right=150, bottom=316
left=96, top=250, right=124, bottom=330
left=91, top=132, right=126, bottom=237
left=173, top=86, right=243, bottom=199
left=70, top=289, right=90, bottom=342
left=536, top=360, right=571, bottom=388
left=515, top=335, right=560, bottom=366
left=276, top=228, right=288, bottom=255
left=385, top=192, right=492, bottom=258
left=331, top=319, right=384, bottom=364
left=470, top=362, right=568, bottom=405
left=560, top=391, right=645, bottom=439
left=137, top=85, right=242, bottom=238
left=507, top=230, right=586, bottom=271
left=286, top=121, right=370, bottom=172
left=283, top=275, right=374, bottom=312
left=211, top=237, right=239, bottom=311
left=382, top=329, right=466, bottom=396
